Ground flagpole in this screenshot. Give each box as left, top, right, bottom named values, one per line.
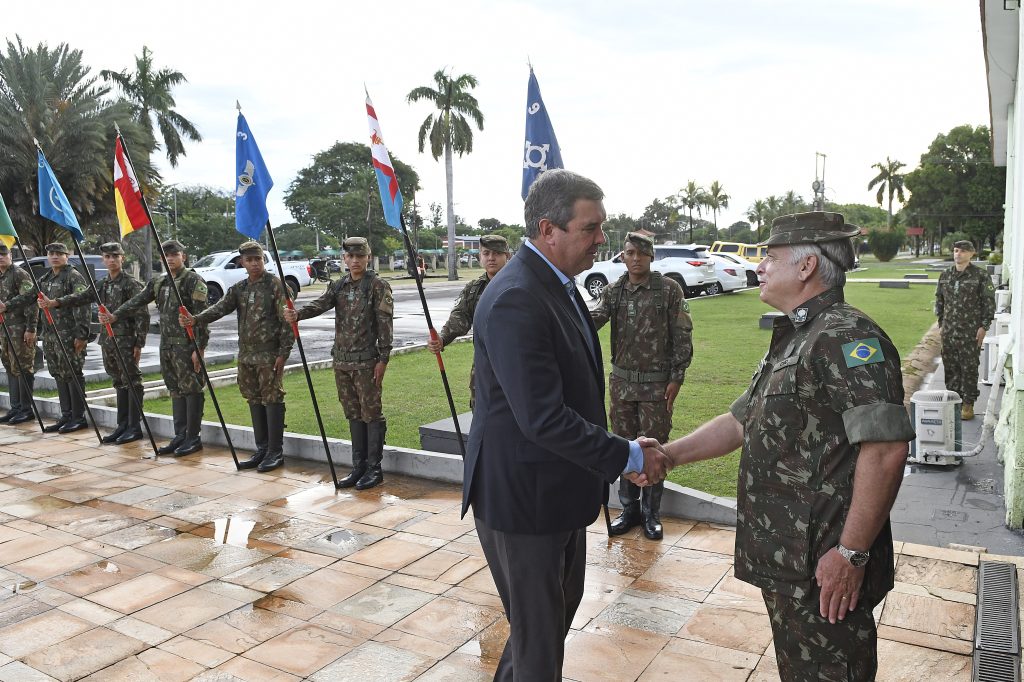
left=263, top=220, right=341, bottom=487
left=0, top=317, right=44, bottom=431
left=115, top=126, right=240, bottom=469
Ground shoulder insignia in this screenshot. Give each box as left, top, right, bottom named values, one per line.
left=841, top=338, right=884, bottom=368
left=680, top=298, right=690, bottom=313
left=193, top=279, right=208, bottom=300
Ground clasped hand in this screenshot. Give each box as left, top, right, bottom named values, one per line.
left=624, top=438, right=672, bottom=487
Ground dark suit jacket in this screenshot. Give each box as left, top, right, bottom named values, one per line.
left=462, top=245, right=631, bottom=534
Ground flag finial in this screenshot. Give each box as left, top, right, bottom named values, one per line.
left=114, top=122, right=122, bottom=136
left=236, top=100, right=242, bottom=112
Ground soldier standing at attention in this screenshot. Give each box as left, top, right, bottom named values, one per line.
left=935, top=239, right=996, bottom=420
left=43, top=242, right=149, bottom=444
left=592, top=232, right=692, bottom=540
left=36, top=243, right=91, bottom=433
left=0, top=243, right=39, bottom=425
left=284, top=236, right=393, bottom=490
left=426, top=234, right=510, bottom=408
left=101, top=240, right=209, bottom=456
left=653, top=213, right=915, bottom=681
left=180, top=241, right=293, bottom=472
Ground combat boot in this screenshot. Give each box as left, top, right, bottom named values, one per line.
left=962, top=404, right=975, bottom=421
left=337, top=420, right=367, bottom=488
left=1, top=378, right=21, bottom=423
left=174, top=393, right=204, bottom=456
left=116, top=386, right=145, bottom=444
left=43, top=380, right=73, bottom=433
left=641, top=482, right=664, bottom=540
left=356, top=419, right=386, bottom=490
left=157, top=397, right=188, bottom=454
left=102, top=388, right=129, bottom=443
left=59, top=378, right=89, bottom=433
left=609, top=477, right=642, bottom=535
left=9, top=375, right=37, bottom=425
left=238, top=403, right=269, bottom=470
left=257, top=403, right=285, bottom=473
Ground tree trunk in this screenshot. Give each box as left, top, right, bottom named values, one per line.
left=886, top=191, right=893, bottom=229
left=688, top=208, right=693, bottom=242
left=444, top=144, right=457, bottom=281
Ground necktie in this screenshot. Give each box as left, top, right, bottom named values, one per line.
left=566, top=278, right=596, bottom=360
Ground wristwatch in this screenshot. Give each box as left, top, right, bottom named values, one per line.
left=836, top=543, right=870, bottom=567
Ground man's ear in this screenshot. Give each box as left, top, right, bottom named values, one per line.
left=798, top=254, right=818, bottom=282
left=537, top=218, right=556, bottom=242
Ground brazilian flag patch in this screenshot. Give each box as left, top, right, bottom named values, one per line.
left=842, top=338, right=884, bottom=368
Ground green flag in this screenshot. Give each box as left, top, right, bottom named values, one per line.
left=0, top=193, right=16, bottom=248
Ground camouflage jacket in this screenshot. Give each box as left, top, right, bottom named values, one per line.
left=36, top=266, right=89, bottom=339
left=592, top=272, right=693, bottom=401
left=0, top=265, right=37, bottom=330
left=728, top=288, right=915, bottom=605
left=194, top=272, right=293, bottom=364
left=62, top=272, right=148, bottom=347
left=935, top=263, right=996, bottom=335
left=297, top=271, right=393, bottom=367
left=116, top=267, right=209, bottom=349
left=439, top=273, right=491, bottom=346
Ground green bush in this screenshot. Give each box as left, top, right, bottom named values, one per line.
left=866, top=227, right=905, bottom=262
left=988, top=251, right=1003, bottom=265
left=941, top=231, right=972, bottom=254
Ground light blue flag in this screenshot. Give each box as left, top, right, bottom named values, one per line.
left=37, top=150, right=84, bottom=242
left=522, top=68, right=564, bottom=200
left=235, top=112, right=273, bottom=240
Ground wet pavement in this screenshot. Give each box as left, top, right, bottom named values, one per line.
left=0, top=424, right=1002, bottom=680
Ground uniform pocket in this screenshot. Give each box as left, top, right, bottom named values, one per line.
left=746, top=491, right=812, bottom=584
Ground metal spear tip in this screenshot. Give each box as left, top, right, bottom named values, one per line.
left=236, top=100, right=242, bottom=112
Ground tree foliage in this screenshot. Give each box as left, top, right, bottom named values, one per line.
left=867, top=157, right=906, bottom=227
left=150, top=184, right=240, bottom=259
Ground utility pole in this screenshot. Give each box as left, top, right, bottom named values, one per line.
left=812, top=152, right=827, bottom=211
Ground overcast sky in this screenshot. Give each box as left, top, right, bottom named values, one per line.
left=4, top=0, right=993, bottom=240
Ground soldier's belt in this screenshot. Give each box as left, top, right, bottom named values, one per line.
left=241, top=341, right=280, bottom=353
left=335, top=349, right=379, bottom=362
left=611, top=365, right=670, bottom=383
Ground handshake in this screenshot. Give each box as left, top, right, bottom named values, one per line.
left=625, top=437, right=674, bottom=487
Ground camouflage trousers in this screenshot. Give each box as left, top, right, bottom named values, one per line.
left=0, top=327, right=35, bottom=377
left=238, top=363, right=285, bottom=406
left=160, top=345, right=205, bottom=398
left=101, top=338, right=142, bottom=391
left=762, top=589, right=878, bottom=682
left=334, top=364, right=382, bottom=421
left=940, top=332, right=982, bottom=405
left=610, top=394, right=673, bottom=444
left=42, top=331, right=85, bottom=380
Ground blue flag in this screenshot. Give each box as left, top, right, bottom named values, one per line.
left=235, top=112, right=274, bottom=240
left=522, top=68, right=564, bottom=200
left=37, top=150, right=84, bottom=242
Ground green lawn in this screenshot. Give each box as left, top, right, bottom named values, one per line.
left=37, top=361, right=235, bottom=398
left=142, top=283, right=938, bottom=498
left=847, top=254, right=947, bottom=280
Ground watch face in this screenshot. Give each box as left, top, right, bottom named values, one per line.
left=850, top=553, right=870, bottom=567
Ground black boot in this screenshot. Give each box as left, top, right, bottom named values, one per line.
left=641, top=482, right=664, bottom=540
left=174, top=393, right=205, bottom=456
left=1, top=378, right=21, bottom=423
left=356, top=419, right=386, bottom=490
left=157, top=397, right=187, bottom=454
left=609, top=478, right=642, bottom=536
left=257, top=403, right=285, bottom=472
left=9, top=375, right=36, bottom=425
left=115, top=385, right=145, bottom=444
left=42, top=380, right=72, bottom=432
left=102, top=388, right=129, bottom=443
left=337, top=420, right=368, bottom=488
left=238, top=403, right=269, bottom=470
left=59, top=377, right=89, bottom=433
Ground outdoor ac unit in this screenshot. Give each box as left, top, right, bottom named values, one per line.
left=993, top=313, right=1011, bottom=337
left=995, top=289, right=1011, bottom=314
left=908, top=389, right=962, bottom=466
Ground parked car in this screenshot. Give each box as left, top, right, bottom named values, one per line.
left=690, top=246, right=758, bottom=290
left=579, top=244, right=719, bottom=299
left=192, top=251, right=314, bottom=304
left=710, top=241, right=766, bottom=263
left=327, top=259, right=343, bottom=273
left=459, top=254, right=470, bottom=265
left=392, top=257, right=406, bottom=270
left=23, top=255, right=107, bottom=341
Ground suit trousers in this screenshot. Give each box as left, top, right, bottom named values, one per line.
left=475, top=518, right=587, bottom=682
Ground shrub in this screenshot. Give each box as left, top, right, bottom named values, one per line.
left=941, top=231, right=972, bottom=254
left=866, top=227, right=905, bottom=262
left=988, top=251, right=1003, bottom=265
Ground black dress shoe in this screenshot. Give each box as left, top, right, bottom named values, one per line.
left=42, top=419, right=68, bottom=433
left=256, top=452, right=284, bottom=472
left=8, top=411, right=35, bottom=425
left=101, top=425, right=127, bottom=444
left=608, top=508, right=641, bottom=536
left=58, top=418, right=88, bottom=433
left=355, top=467, right=383, bottom=490
left=237, top=451, right=266, bottom=470
left=0, top=411, right=15, bottom=424
left=173, top=438, right=203, bottom=457
left=157, top=435, right=185, bottom=455
left=114, top=427, right=143, bottom=445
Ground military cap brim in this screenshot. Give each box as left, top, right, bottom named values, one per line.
left=44, top=243, right=70, bottom=254
left=759, top=211, right=861, bottom=247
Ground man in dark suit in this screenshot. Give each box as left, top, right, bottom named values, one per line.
left=463, top=169, right=669, bottom=680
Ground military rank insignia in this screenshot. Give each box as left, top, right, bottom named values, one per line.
left=841, top=338, right=884, bottom=368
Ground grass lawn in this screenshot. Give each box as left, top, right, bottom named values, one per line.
left=142, top=283, right=938, bottom=498
left=847, top=253, right=947, bottom=280
left=37, top=361, right=236, bottom=398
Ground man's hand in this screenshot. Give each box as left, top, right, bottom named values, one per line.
left=815, top=548, right=866, bottom=624
left=73, top=338, right=86, bottom=353
left=624, top=471, right=649, bottom=487
left=133, top=346, right=142, bottom=365
left=274, top=356, right=286, bottom=376
left=192, top=351, right=202, bottom=373
left=179, top=310, right=195, bottom=328
left=664, top=381, right=680, bottom=410
left=38, top=295, right=58, bottom=310
left=373, top=361, right=387, bottom=387
left=640, top=444, right=670, bottom=485
left=98, top=310, right=116, bottom=325
left=283, top=308, right=298, bottom=324
left=426, top=337, right=443, bottom=354
left=976, top=326, right=986, bottom=347
left=24, top=331, right=36, bottom=345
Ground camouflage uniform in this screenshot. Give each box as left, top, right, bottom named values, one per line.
left=37, top=264, right=90, bottom=379
left=0, top=260, right=38, bottom=423
left=439, top=273, right=490, bottom=407
left=935, top=260, right=996, bottom=407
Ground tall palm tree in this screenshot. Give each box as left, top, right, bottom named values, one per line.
left=706, top=180, right=730, bottom=230
left=867, top=157, right=907, bottom=228
left=782, top=190, right=803, bottom=215
left=679, top=180, right=706, bottom=242
left=407, top=69, right=484, bottom=281
left=765, top=195, right=783, bottom=227
left=747, top=199, right=768, bottom=242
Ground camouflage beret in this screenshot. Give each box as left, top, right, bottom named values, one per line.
left=624, top=232, right=655, bottom=257
left=953, top=240, right=976, bottom=252
left=761, top=212, right=861, bottom=247
left=45, top=242, right=70, bottom=255
left=161, top=239, right=185, bottom=254
left=99, top=242, right=125, bottom=256
left=0, top=243, right=9, bottom=255
left=238, top=240, right=264, bottom=256
left=479, top=234, right=510, bottom=254
left=343, top=237, right=370, bottom=255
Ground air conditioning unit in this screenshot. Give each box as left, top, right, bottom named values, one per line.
left=995, top=289, right=1010, bottom=314
left=908, top=390, right=962, bottom=466
left=981, top=335, right=999, bottom=386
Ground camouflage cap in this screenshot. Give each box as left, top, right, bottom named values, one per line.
left=953, top=239, right=976, bottom=252
left=99, top=242, right=125, bottom=256
left=238, top=240, right=264, bottom=256
left=624, top=232, right=655, bottom=257
left=0, top=243, right=9, bottom=255
left=761, top=211, right=861, bottom=247
left=44, top=242, right=70, bottom=255
left=161, top=239, right=185, bottom=254
left=479, top=234, right=510, bottom=254
left=343, top=237, right=370, bottom=255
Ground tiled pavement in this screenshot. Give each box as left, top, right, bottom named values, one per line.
left=0, top=423, right=1009, bottom=681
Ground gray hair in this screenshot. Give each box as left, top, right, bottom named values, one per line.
left=788, top=239, right=855, bottom=288
left=524, top=169, right=604, bottom=239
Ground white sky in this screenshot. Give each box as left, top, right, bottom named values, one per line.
left=4, top=0, right=992, bottom=236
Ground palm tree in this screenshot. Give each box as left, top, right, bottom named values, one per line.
left=407, top=69, right=484, bottom=281
left=765, top=195, right=783, bottom=227
left=782, top=190, right=803, bottom=215
left=679, top=180, right=706, bottom=242
left=867, top=157, right=907, bottom=228
left=706, top=180, right=730, bottom=230
left=747, top=199, right=768, bottom=242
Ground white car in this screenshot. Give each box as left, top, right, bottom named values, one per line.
left=580, top=244, right=719, bottom=299
left=192, top=251, right=314, bottom=304
left=706, top=253, right=752, bottom=292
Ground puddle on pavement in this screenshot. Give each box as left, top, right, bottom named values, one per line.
left=322, top=529, right=360, bottom=550
left=213, top=517, right=257, bottom=547
left=98, top=561, right=120, bottom=573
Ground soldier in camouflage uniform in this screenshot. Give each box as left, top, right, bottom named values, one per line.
left=655, top=213, right=915, bottom=681
left=285, top=236, right=393, bottom=490
left=935, top=239, right=996, bottom=420
left=182, top=241, right=293, bottom=472
left=36, top=243, right=91, bottom=433
left=102, top=240, right=209, bottom=456
left=47, top=242, right=149, bottom=444
left=426, top=234, right=510, bottom=408
left=592, top=232, right=692, bottom=540
left=0, top=243, right=39, bottom=425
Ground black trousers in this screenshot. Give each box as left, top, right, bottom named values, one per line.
left=475, top=518, right=588, bottom=682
